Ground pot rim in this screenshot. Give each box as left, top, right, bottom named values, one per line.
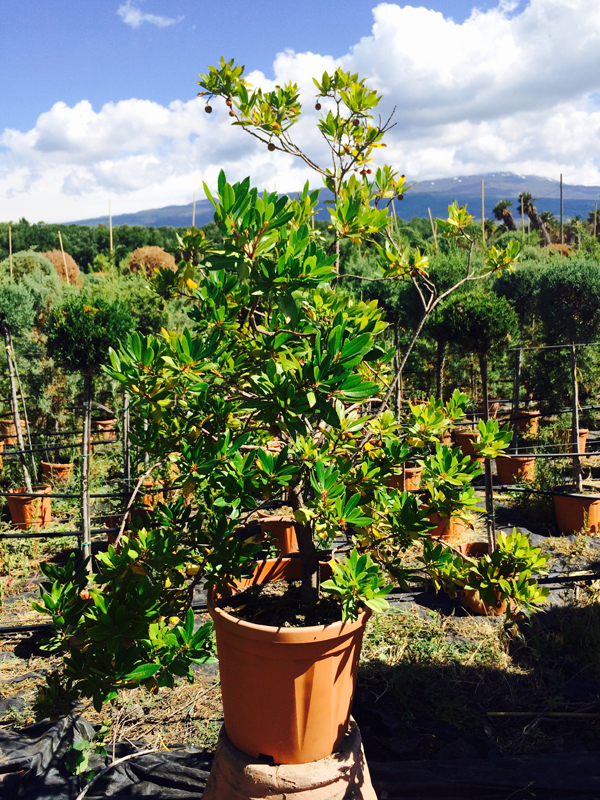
left=8, top=483, right=51, bottom=495
left=208, top=557, right=370, bottom=643
left=552, top=489, right=600, bottom=500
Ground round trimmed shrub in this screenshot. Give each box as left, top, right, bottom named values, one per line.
left=127, top=246, right=177, bottom=278
left=40, top=249, right=83, bottom=286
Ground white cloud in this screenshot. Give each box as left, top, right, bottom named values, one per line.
left=2, top=0, right=600, bottom=222
left=117, top=1, right=183, bottom=29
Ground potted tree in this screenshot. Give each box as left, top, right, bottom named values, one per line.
left=45, top=294, right=134, bottom=560
left=537, top=258, right=600, bottom=532
left=32, top=64, right=546, bottom=789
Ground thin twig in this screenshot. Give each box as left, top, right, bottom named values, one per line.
left=75, top=749, right=158, bottom=800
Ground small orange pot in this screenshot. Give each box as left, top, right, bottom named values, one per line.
left=553, top=491, right=600, bottom=535
left=7, top=484, right=52, bottom=530
left=495, top=455, right=535, bottom=485
left=94, top=419, right=117, bottom=441
left=515, top=410, right=540, bottom=435
left=208, top=558, right=370, bottom=765
left=41, top=461, right=73, bottom=483
left=386, top=463, right=423, bottom=491
left=0, top=418, right=26, bottom=446
left=427, top=512, right=466, bottom=542
left=556, top=428, right=588, bottom=454
left=257, top=510, right=298, bottom=554
left=458, top=542, right=508, bottom=616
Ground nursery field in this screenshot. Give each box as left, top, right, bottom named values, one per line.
left=2, top=65, right=600, bottom=795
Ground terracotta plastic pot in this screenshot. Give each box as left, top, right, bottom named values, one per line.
left=41, top=461, right=73, bottom=483
left=458, top=542, right=508, bottom=616
left=208, top=557, right=370, bottom=765
left=7, top=484, right=52, bottom=530
left=556, top=428, right=588, bottom=454
left=94, top=419, right=117, bottom=441
left=495, top=455, right=535, bottom=485
left=386, top=463, right=423, bottom=492
left=257, top=510, right=298, bottom=554
left=427, top=512, right=466, bottom=542
left=553, top=491, right=600, bottom=535
left=515, top=411, right=540, bottom=435
left=0, top=418, right=26, bottom=446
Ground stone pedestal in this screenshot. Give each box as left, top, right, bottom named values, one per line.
left=203, top=718, right=377, bottom=800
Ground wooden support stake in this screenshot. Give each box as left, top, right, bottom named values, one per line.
left=4, top=331, right=32, bottom=493
left=521, top=196, right=525, bottom=245
left=594, top=200, right=597, bottom=239
left=571, top=344, right=582, bottom=492
left=560, top=174, right=564, bottom=244
left=479, top=352, right=496, bottom=552
left=9, top=333, right=37, bottom=482
left=81, top=374, right=93, bottom=571
left=122, top=391, right=131, bottom=508
left=109, top=200, right=114, bottom=256
left=481, top=179, right=485, bottom=247
left=57, top=230, right=70, bottom=286
left=8, top=225, right=13, bottom=281
left=192, top=192, right=196, bottom=228
left=512, top=346, right=522, bottom=456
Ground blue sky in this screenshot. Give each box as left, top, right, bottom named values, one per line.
left=2, top=0, right=500, bottom=132
left=1, top=0, right=599, bottom=222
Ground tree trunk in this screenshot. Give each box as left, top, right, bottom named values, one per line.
left=478, top=352, right=496, bottom=552
left=81, top=374, right=93, bottom=571
left=511, top=345, right=522, bottom=455
left=570, top=345, right=583, bottom=492
left=3, top=328, right=32, bottom=492
left=503, top=210, right=518, bottom=232
left=435, top=339, right=446, bottom=401
left=289, top=487, right=319, bottom=604
left=528, top=208, right=552, bottom=247
left=123, top=391, right=131, bottom=509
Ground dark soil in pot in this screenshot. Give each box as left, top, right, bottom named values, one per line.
left=216, top=578, right=344, bottom=627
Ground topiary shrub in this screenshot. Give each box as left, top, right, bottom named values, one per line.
left=46, top=294, right=135, bottom=374
left=40, top=249, right=83, bottom=287
left=0, top=250, right=63, bottom=314
left=126, top=246, right=177, bottom=278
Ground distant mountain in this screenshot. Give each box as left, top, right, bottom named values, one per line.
left=70, top=173, right=600, bottom=228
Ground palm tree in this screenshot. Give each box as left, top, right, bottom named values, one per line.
left=518, top=192, right=551, bottom=246
left=540, top=211, right=557, bottom=242
left=493, top=200, right=517, bottom=231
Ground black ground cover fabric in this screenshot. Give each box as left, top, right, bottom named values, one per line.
left=0, top=716, right=212, bottom=799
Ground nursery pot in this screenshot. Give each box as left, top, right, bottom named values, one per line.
left=515, top=410, right=541, bottom=435
left=427, top=512, right=466, bottom=543
left=453, top=429, right=483, bottom=465
left=7, top=484, right=52, bottom=530
left=556, top=428, right=588, bottom=454
left=256, top=510, right=298, bottom=554
left=553, top=489, right=600, bottom=535
left=208, top=557, right=370, bottom=765
left=0, top=439, right=4, bottom=470
left=458, top=542, right=509, bottom=616
left=386, top=463, right=423, bottom=491
left=495, top=455, right=535, bottom=485
left=94, top=419, right=117, bottom=441
left=41, top=461, right=73, bottom=483
left=0, top=418, right=26, bottom=446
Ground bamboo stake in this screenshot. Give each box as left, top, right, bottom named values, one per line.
left=8, top=225, right=13, bottom=281
left=122, top=391, right=131, bottom=508
left=594, top=200, right=597, bottom=239
left=570, top=344, right=582, bottom=492
left=481, top=179, right=485, bottom=247
left=479, top=352, right=496, bottom=552
left=512, top=346, right=522, bottom=456
left=109, top=200, right=114, bottom=256
left=521, top=196, right=525, bottom=245
left=192, top=192, right=196, bottom=228
left=57, top=230, right=70, bottom=287
left=560, top=174, right=564, bottom=244
left=81, top=374, right=93, bottom=571
left=487, top=712, right=600, bottom=718
left=4, top=332, right=32, bottom=493
left=428, top=208, right=438, bottom=251
left=9, top=334, right=37, bottom=482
